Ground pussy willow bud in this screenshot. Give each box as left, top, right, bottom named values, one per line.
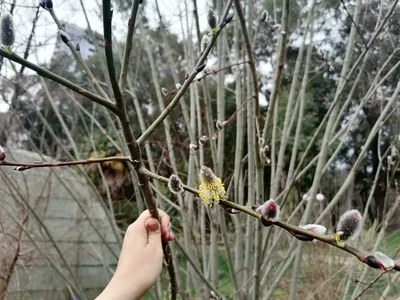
left=260, top=10, right=268, bottom=22
left=259, top=138, right=265, bottom=147
left=363, top=255, right=385, bottom=270
left=45, top=0, right=53, bottom=9
left=262, top=145, right=270, bottom=153
left=256, top=199, right=279, bottom=223
left=302, top=193, right=311, bottom=201
left=316, top=193, right=325, bottom=202
left=374, top=251, right=395, bottom=270
left=210, top=291, right=218, bottom=299
left=199, top=135, right=208, bottom=145
left=221, top=203, right=240, bottom=214
left=161, top=87, right=168, bottom=96
left=207, top=9, right=217, bottom=29
left=39, top=0, right=46, bottom=8
left=168, top=174, right=184, bottom=195
left=59, top=30, right=70, bottom=44
left=200, top=35, right=210, bottom=54
left=272, top=24, right=281, bottom=32
left=215, top=120, right=227, bottom=130
left=1, top=12, right=15, bottom=47
left=175, top=83, right=182, bottom=89
left=0, top=145, right=5, bottom=161
left=189, top=143, right=199, bottom=152
left=299, top=224, right=327, bottom=242
left=336, top=209, right=362, bottom=245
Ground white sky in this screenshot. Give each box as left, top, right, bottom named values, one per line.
left=0, top=0, right=210, bottom=112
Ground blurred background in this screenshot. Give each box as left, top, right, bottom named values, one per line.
left=0, top=0, right=400, bottom=299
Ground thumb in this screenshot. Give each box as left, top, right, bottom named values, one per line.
left=145, top=218, right=162, bottom=246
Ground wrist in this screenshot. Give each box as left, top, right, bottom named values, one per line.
left=95, top=276, right=143, bottom=300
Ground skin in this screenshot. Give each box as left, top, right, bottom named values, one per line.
left=96, top=210, right=174, bottom=300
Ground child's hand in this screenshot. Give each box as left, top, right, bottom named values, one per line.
left=96, top=209, right=174, bottom=300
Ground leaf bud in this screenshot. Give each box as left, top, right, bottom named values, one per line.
left=45, top=0, right=53, bottom=9
left=225, top=14, right=233, bottom=24
left=59, top=30, right=70, bottom=44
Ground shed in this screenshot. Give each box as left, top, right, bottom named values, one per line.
left=0, top=149, right=120, bottom=299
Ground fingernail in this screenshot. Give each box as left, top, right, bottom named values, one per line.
left=146, top=220, right=160, bottom=232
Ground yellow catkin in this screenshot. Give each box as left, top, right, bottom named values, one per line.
left=199, top=177, right=226, bottom=207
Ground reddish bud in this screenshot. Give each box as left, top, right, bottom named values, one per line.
left=256, top=199, right=279, bottom=222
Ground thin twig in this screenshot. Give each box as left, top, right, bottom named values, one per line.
left=233, top=0, right=259, bottom=112
left=340, top=0, right=367, bottom=48
left=0, top=156, right=132, bottom=171
left=119, top=0, right=141, bottom=92
left=195, top=60, right=250, bottom=82
left=262, top=0, right=289, bottom=141
left=198, top=95, right=255, bottom=146
left=352, top=270, right=390, bottom=299
left=229, top=275, right=255, bottom=299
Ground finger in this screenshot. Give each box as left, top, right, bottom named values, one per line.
left=131, top=209, right=171, bottom=240
left=167, top=229, right=174, bottom=241
left=136, top=209, right=169, bottom=225
left=145, top=218, right=162, bottom=248
left=159, top=211, right=170, bottom=238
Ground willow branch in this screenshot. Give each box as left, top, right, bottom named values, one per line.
left=119, top=0, right=141, bottom=91
left=0, top=156, right=131, bottom=171
left=233, top=0, right=259, bottom=112
left=139, top=167, right=400, bottom=273
left=102, top=1, right=177, bottom=297
left=262, top=0, right=289, bottom=141
left=0, top=47, right=117, bottom=113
